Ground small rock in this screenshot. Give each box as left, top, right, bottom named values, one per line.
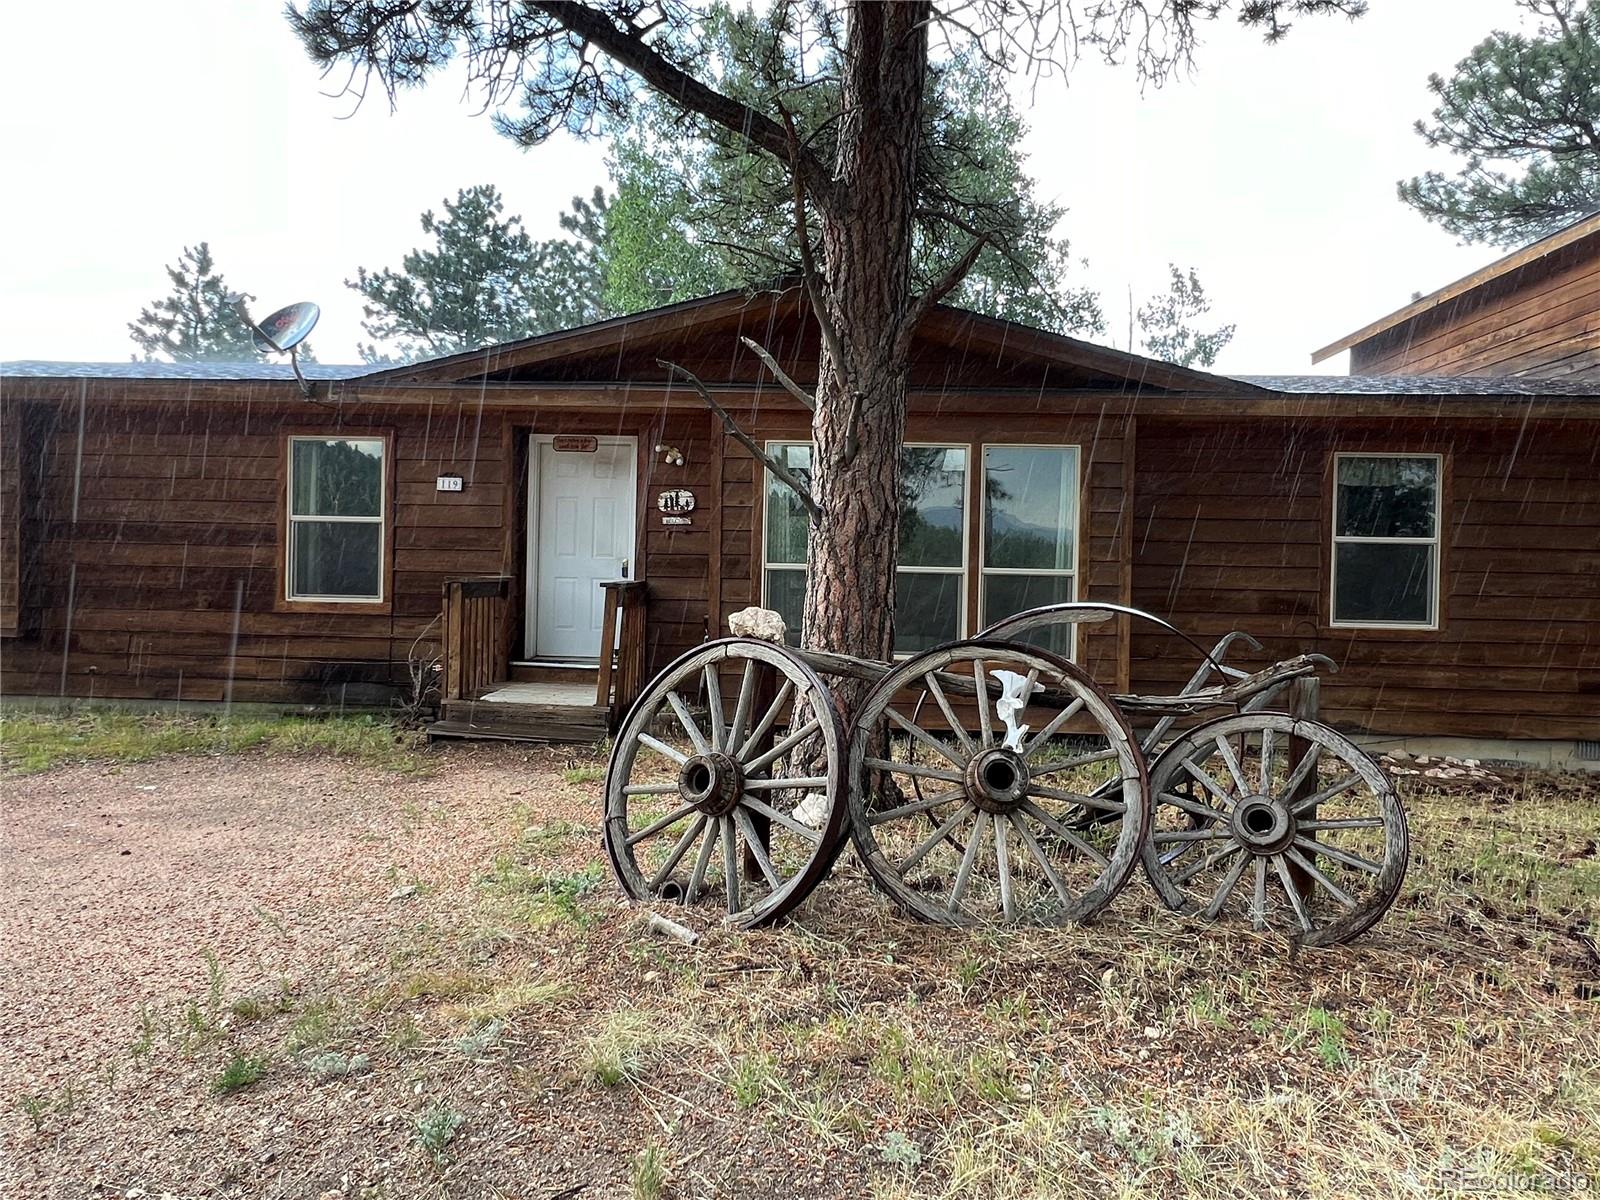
left=792, top=792, right=829, bottom=828
left=727, top=606, right=787, bottom=643
left=1387, top=750, right=1412, bottom=763
left=387, top=884, right=418, bottom=902
left=1463, top=758, right=1480, bottom=768
left=1425, top=768, right=1447, bottom=779
left=1414, top=755, right=1431, bottom=765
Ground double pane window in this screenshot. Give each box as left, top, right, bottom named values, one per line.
left=1331, top=454, right=1440, bottom=628
left=287, top=437, right=386, bottom=602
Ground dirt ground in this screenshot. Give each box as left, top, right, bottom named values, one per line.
left=1, top=740, right=1596, bottom=1200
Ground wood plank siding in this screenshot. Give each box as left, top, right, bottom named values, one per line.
left=1317, top=215, right=1600, bottom=380
left=4, top=288, right=1595, bottom=743
left=1130, top=417, right=1600, bottom=740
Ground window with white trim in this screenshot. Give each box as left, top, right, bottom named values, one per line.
left=286, top=437, right=386, bottom=602
left=762, top=442, right=812, bottom=645
left=1331, top=453, right=1440, bottom=628
left=760, top=443, right=975, bottom=655
left=981, top=445, right=1079, bottom=657
left=895, top=445, right=967, bottom=654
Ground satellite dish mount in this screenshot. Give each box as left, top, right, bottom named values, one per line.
left=232, top=296, right=321, bottom=399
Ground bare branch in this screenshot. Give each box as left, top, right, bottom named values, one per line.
left=659, top=358, right=818, bottom=523
left=901, top=233, right=991, bottom=346
left=739, top=336, right=815, bottom=411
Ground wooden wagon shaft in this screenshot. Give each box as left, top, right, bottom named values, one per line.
left=791, top=646, right=1330, bottom=717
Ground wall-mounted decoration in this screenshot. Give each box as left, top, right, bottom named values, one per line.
left=552, top=434, right=599, bottom=452
left=435, top=474, right=464, bottom=493
left=657, top=489, right=696, bottom=516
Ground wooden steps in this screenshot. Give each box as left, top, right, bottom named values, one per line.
left=427, top=678, right=609, bottom=745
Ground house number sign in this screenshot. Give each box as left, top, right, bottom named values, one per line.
left=657, top=489, right=695, bottom=526
left=552, top=434, right=598, bottom=452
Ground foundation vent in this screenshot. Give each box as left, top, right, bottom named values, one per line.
left=1577, top=740, right=1600, bottom=761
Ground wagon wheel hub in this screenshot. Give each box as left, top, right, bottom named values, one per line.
left=1230, top=795, right=1294, bottom=854
left=965, top=748, right=1030, bottom=814
left=678, top=752, right=744, bottom=817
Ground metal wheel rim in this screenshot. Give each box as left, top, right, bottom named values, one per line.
left=847, top=638, right=1149, bottom=926
left=1140, top=713, right=1409, bottom=947
left=602, top=638, right=847, bottom=929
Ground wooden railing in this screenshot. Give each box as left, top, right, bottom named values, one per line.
left=596, top=579, right=649, bottom=730
left=440, top=575, right=513, bottom=702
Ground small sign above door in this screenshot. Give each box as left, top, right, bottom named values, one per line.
left=656, top=489, right=696, bottom=515
left=552, top=434, right=599, bottom=452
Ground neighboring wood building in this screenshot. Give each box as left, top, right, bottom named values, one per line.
left=1313, top=212, right=1600, bottom=379
left=2, top=277, right=1597, bottom=749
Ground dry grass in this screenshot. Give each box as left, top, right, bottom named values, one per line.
left=4, top=739, right=1596, bottom=1199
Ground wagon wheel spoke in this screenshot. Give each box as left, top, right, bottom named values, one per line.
left=862, top=757, right=965, bottom=784
left=1181, top=759, right=1237, bottom=809
left=1214, top=736, right=1250, bottom=795
left=947, top=814, right=989, bottom=911
left=1020, top=698, right=1085, bottom=759
left=898, top=803, right=976, bottom=875
left=735, top=808, right=784, bottom=890
left=868, top=787, right=966, bottom=826
left=993, top=814, right=1016, bottom=921
left=648, top=814, right=708, bottom=891
left=1250, top=857, right=1269, bottom=930
left=1271, top=854, right=1314, bottom=934
left=624, top=801, right=700, bottom=848
left=1019, top=800, right=1112, bottom=870
left=886, top=706, right=968, bottom=769
left=741, top=795, right=824, bottom=844
left=703, top=666, right=725, bottom=751
left=725, top=659, right=758, bottom=757
left=665, top=691, right=709, bottom=756
left=923, top=672, right=976, bottom=757
left=1281, top=845, right=1357, bottom=910
left=687, top=816, right=720, bottom=902
left=1029, top=784, right=1126, bottom=816
left=1139, top=712, right=1408, bottom=947
left=1204, top=849, right=1254, bottom=920
left=605, top=640, right=844, bottom=929
left=1027, top=745, right=1118, bottom=774
left=1010, top=813, right=1075, bottom=907
left=971, top=657, right=994, bottom=748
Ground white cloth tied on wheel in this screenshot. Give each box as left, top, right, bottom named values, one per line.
left=990, top=669, right=1036, bottom=751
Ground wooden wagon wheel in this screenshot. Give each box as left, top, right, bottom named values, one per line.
left=846, top=640, right=1148, bottom=926
left=1140, top=713, right=1408, bottom=947
left=602, top=638, right=847, bottom=929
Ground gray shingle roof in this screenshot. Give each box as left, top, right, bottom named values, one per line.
left=0, top=360, right=371, bottom=381
left=1233, top=373, right=1600, bottom=397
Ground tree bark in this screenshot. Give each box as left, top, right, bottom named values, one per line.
left=802, top=0, right=930, bottom=722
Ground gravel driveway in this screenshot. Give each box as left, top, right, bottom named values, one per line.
left=1, top=746, right=544, bottom=1198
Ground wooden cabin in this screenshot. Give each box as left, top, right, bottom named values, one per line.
left=2, top=282, right=1597, bottom=752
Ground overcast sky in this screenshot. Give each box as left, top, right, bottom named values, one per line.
left=0, top=1, right=1531, bottom=373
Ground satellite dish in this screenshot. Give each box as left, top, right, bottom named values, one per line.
left=229, top=295, right=322, bottom=399
left=251, top=301, right=319, bottom=354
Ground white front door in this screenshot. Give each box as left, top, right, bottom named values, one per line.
left=528, top=437, right=637, bottom=661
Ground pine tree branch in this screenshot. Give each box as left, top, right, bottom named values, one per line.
left=533, top=1, right=834, bottom=205
left=658, top=359, right=819, bottom=523
left=739, top=336, right=815, bottom=411
left=901, top=233, right=990, bottom=344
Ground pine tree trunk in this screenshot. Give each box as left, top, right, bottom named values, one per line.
left=801, top=1, right=929, bottom=723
